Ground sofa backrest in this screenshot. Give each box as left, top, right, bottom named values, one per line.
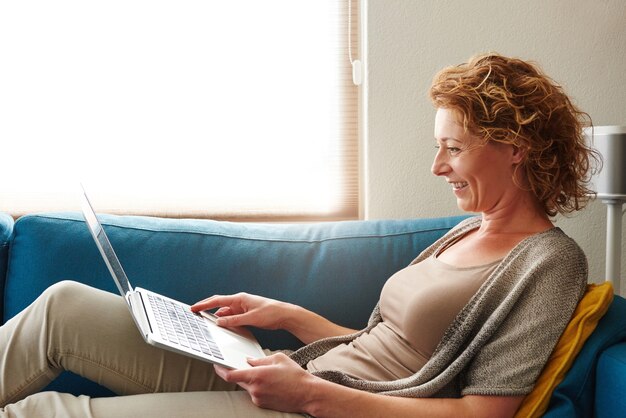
left=5, top=212, right=469, bottom=351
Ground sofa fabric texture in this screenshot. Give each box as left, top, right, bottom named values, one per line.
left=0, top=212, right=13, bottom=318
left=595, top=342, right=626, bottom=418
left=0, top=212, right=624, bottom=416
left=545, top=296, right=626, bottom=417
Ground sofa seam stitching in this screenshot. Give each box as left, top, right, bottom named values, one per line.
left=16, top=215, right=462, bottom=244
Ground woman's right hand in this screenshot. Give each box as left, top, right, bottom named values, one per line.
left=192, top=292, right=357, bottom=344
left=190, top=293, right=293, bottom=331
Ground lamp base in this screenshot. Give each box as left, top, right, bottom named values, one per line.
left=603, top=198, right=625, bottom=295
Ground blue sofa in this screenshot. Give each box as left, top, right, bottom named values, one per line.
left=1, top=211, right=626, bottom=416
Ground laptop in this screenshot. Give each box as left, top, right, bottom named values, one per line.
left=80, top=188, right=265, bottom=369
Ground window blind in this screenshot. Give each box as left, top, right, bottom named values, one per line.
left=0, top=0, right=359, bottom=221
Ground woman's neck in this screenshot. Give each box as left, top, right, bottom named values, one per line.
left=478, top=193, right=553, bottom=236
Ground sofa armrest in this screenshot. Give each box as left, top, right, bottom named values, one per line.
left=0, top=212, right=14, bottom=323
left=595, top=342, right=626, bottom=417
left=544, top=295, right=626, bottom=417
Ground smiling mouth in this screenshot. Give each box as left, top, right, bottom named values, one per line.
left=450, top=182, right=468, bottom=191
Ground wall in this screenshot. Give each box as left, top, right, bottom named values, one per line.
left=361, top=0, right=626, bottom=291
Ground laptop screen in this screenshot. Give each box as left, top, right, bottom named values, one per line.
left=80, top=189, right=133, bottom=297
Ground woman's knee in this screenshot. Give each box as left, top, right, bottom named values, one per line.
left=40, top=281, right=104, bottom=321
left=2, top=391, right=92, bottom=418
left=43, top=280, right=92, bottom=303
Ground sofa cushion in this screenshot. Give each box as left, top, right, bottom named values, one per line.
left=543, top=294, right=626, bottom=417
left=4, top=212, right=467, bottom=396
left=595, top=342, right=626, bottom=418
left=515, top=282, right=613, bottom=417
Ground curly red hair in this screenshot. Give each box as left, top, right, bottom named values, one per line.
left=429, top=53, right=600, bottom=216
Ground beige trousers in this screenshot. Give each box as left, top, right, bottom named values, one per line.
left=0, top=281, right=303, bottom=417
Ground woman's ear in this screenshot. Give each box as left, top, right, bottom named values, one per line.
left=511, top=145, right=526, bottom=164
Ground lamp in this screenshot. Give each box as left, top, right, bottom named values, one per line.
left=585, top=126, right=626, bottom=294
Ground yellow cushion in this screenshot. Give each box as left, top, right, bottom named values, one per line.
left=514, top=282, right=614, bottom=418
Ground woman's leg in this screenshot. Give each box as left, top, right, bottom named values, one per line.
left=0, top=280, right=304, bottom=418
left=0, top=280, right=236, bottom=406
left=2, top=391, right=304, bottom=418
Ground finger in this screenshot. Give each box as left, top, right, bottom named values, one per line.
left=213, top=364, right=230, bottom=381
left=191, top=294, right=219, bottom=306
left=190, top=298, right=216, bottom=312
left=248, top=352, right=294, bottom=368
left=190, top=295, right=222, bottom=311
left=190, top=295, right=236, bottom=312
left=247, top=356, right=275, bottom=367
left=214, top=307, right=232, bottom=317
left=215, top=311, right=257, bottom=327
left=214, top=364, right=252, bottom=384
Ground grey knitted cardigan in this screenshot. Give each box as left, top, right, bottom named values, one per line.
left=289, top=217, right=588, bottom=398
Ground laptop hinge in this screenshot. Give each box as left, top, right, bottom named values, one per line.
left=127, top=291, right=153, bottom=336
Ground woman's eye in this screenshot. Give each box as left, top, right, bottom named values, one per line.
left=434, top=144, right=462, bottom=155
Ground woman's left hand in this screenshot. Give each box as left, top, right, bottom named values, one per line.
left=214, top=352, right=318, bottom=413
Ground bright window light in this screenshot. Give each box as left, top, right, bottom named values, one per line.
left=0, top=1, right=354, bottom=219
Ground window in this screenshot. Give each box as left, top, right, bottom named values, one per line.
left=0, top=0, right=359, bottom=221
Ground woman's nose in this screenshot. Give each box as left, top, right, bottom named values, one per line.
left=431, top=149, right=449, bottom=176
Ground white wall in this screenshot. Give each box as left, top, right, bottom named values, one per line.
left=361, top=0, right=626, bottom=291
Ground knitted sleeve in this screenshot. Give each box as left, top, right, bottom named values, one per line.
left=460, top=233, right=588, bottom=396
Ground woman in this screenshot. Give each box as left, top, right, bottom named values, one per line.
left=0, top=53, right=599, bottom=417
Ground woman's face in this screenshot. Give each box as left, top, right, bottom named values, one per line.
left=432, top=108, right=522, bottom=214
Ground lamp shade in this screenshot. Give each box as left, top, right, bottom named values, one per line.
left=585, top=125, right=626, bottom=199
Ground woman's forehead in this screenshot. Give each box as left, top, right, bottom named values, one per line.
left=435, top=108, right=467, bottom=140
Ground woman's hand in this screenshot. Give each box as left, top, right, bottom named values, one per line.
left=192, top=292, right=357, bottom=343
left=217, top=354, right=526, bottom=418
left=214, top=353, right=318, bottom=413
left=190, top=293, right=292, bottom=330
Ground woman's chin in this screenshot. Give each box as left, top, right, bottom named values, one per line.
left=455, top=200, right=477, bottom=214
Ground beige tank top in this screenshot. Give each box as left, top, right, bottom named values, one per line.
left=306, top=254, right=501, bottom=381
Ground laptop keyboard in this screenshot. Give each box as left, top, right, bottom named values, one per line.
left=147, top=293, right=224, bottom=360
